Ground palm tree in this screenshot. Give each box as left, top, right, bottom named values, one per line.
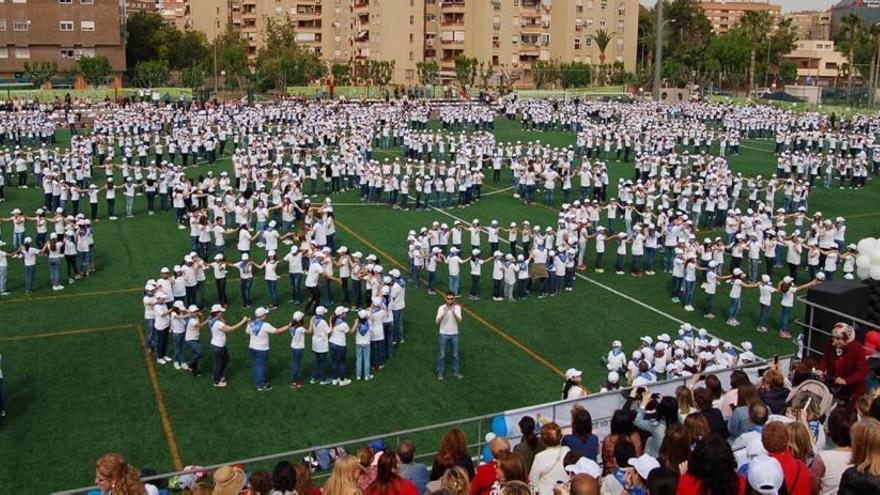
left=867, top=23, right=880, bottom=95
left=739, top=10, right=773, bottom=94
left=839, top=14, right=864, bottom=91
left=589, top=28, right=615, bottom=85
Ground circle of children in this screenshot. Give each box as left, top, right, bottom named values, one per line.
left=0, top=96, right=875, bottom=389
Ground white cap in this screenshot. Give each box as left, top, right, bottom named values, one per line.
left=315, top=306, right=327, bottom=315
left=747, top=455, right=784, bottom=495
left=334, top=306, right=349, bottom=316
left=627, top=454, right=660, bottom=480
left=612, top=340, right=622, bottom=347
left=292, top=311, right=305, bottom=321
left=608, top=371, right=620, bottom=383
left=564, top=457, right=601, bottom=479
left=188, top=305, right=199, bottom=312
left=255, top=307, right=269, bottom=318
left=389, top=269, right=400, bottom=278
left=357, top=309, right=368, bottom=319
left=564, top=368, right=582, bottom=380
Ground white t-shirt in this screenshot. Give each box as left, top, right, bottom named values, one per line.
left=210, top=319, right=227, bottom=347
left=436, top=304, right=462, bottom=336
left=247, top=321, right=277, bottom=351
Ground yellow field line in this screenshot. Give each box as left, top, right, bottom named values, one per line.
left=0, top=323, right=136, bottom=342
left=334, top=219, right=565, bottom=377
left=136, top=324, right=183, bottom=471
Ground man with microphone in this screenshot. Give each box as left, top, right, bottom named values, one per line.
left=436, top=291, right=463, bottom=380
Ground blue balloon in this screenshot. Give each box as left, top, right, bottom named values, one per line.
left=491, top=415, right=508, bottom=436
left=482, top=444, right=494, bottom=462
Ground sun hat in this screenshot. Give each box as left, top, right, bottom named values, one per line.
left=565, top=368, right=582, bottom=380
left=211, top=466, right=246, bottom=495
left=628, top=454, right=660, bottom=480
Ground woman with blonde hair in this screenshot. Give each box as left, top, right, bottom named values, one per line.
left=324, top=455, right=363, bottom=495
left=437, top=466, right=469, bottom=495
left=786, top=422, right=815, bottom=467
left=94, top=453, right=146, bottom=495
left=839, top=418, right=880, bottom=493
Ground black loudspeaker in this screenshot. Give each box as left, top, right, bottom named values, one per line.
left=803, top=280, right=869, bottom=356
left=864, top=280, right=880, bottom=325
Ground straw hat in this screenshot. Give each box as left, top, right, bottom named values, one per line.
left=211, top=465, right=245, bottom=495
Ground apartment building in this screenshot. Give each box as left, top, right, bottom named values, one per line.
left=782, top=40, right=848, bottom=85
left=698, top=0, right=781, bottom=33
left=185, top=0, right=637, bottom=86
left=783, top=10, right=831, bottom=41
left=425, top=0, right=637, bottom=85
left=125, top=0, right=157, bottom=16
left=0, top=0, right=126, bottom=79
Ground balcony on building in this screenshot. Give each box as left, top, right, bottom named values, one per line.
left=297, top=19, right=322, bottom=31
left=440, top=0, right=465, bottom=12
left=296, top=4, right=322, bottom=17
left=353, top=0, right=369, bottom=10
left=441, top=13, right=464, bottom=26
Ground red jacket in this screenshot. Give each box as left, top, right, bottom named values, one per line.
left=818, top=340, right=867, bottom=402
left=364, top=477, right=420, bottom=495
left=769, top=450, right=811, bottom=495
left=470, top=461, right=497, bottom=495
left=676, top=473, right=746, bottom=495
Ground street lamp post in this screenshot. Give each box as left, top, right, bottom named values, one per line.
left=213, top=14, right=220, bottom=98
left=653, top=0, right=663, bottom=101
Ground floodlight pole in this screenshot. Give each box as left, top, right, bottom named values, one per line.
left=653, top=0, right=663, bottom=101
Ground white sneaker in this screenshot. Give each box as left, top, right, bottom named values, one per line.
left=56, top=285, right=64, bottom=291
left=173, top=362, right=181, bottom=370
left=684, top=305, right=694, bottom=312
left=331, top=378, right=339, bottom=385
left=340, top=379, right=351, bottom=386
left=181, top=363, right=190, bottom=371
left=157, top=358, right=167, bottom=365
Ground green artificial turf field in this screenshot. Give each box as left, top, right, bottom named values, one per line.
left=0, top=119, right=879, bottom=493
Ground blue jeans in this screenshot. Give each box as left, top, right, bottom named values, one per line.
left=371, top=339, right=385, bottom=367
left=758, top=304, right=771, bottom=328
left=392, top=309, right=404, bottom=342
left=356, top=344, right=370, bottom=379
left=449, top=275, right=460, bottom=296
left=644, top=247, right=656, bottom=272
left=24, top=264, right=35, bottom=292
left=330, top=343, right=347, bottom=380
left=312, top=351, right=329, bottom=381
left=48, top=258, right=61, bottom=287
left=267, top=280, right=277, bottom=306
left=683, top=280, right=695, bottom=305
left=290, top=348, right=304, bottom=384
left=173, top=333, right=186, bottom=365
left=250, top=348, right=269, bottom=388
left=186, top=340, right=203, bottom=372
left=728, top=297, right=741, bottom=321
left=289, top=273, right=302, bottom=303
left=780, top=305, right=793, bottom=331
left=143, top=318, right=156, bottom=352
left=240, top=278, right=252, bottom=307
left=437, top=334, right=460, bottom=376
left=703, top=293, right=714, bottom=315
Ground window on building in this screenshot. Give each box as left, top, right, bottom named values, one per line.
left=0, top=19, right=5, bottom=31
left=12, top=0, right=28, bottom=3
left=492, top=55, right=499, bottom=65
left=15, top=47, right=30, bottom=59
left=492, top=34, right=500, bottom=47
left=574, top=37, right=581, bottom=49
left=600, top=0, right=607, bottom=9
left=81, top=20, right=95, bottom=31
left=493, top=16, right=500, bottom=30
left=409, top=51, right=414, bottom=60
left=60, top=20, right=74, bottom=31
left=0, top=48, right=7, bottom=59
left=585, top=37, right=592, bottom=47
left=409, top=33, right=414, bottom=42
left=59, top=0, right=72, bottom=3
left=409, top=15, right=414, bottom=25
left=80, top=0, right=94, bottom=4
left=405, top=69, right=414, bottom=80
left=13, top=19, right=29, bottom=31
left=60, top=48, right=75, bottom=59
left=599, top=19, right=606, bottom=29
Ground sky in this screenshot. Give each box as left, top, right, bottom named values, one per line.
left=639, top=0, right=838, bottom=14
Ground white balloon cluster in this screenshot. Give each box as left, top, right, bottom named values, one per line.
left=856, top=237, right=880, bottom=281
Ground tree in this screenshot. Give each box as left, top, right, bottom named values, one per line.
left=208, top=30, right=249, bottom=91
left=125, top=11, right=164, bottom=69
left=532, top=60, right=560, bottom=89
left=157, top=30, right=210, bottom=71
left=708, top=28, right=750, bottom=93
left=453, top=55, right=478, bottom=90
left=416, top=60, right=440, bottom=87
left=738, top=10, right=773, bottom=93
left=254, top=16, right=327, bottom=91
left=77, top=56, right=112, bottom=87
left=560, top=62, right=592, bottom=88
left=366, top=60, right=394, bottom=88
left=838, top=14, right=864, bottom=91
left=180, top=65, right=205, bottom=89
left=497, top=63, right=522, bottom=93
left=23, top=61, right=57, bottom=87
left=662, top=0, right=715, bottom=80
left=477, top=61, right=494, bottom=91
left=589, top=29, right=615, bottom=85
left=331, top=63, right=351, bottom=86
left=134, top=60, right=170, bottom=88
left=779, top=61, right=798, bottom=85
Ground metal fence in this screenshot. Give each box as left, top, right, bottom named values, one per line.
left=53, top=355, right=785, bottom=494
left=796, top=295, right=879, bottom=357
